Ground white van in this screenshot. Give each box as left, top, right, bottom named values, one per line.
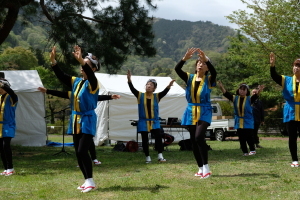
left=206, top=103, right=237, bottom=141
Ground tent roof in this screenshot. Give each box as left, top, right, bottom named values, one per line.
left=95, top=73, right=185, bottom=96
left=0, top=70, right=43, bottom=93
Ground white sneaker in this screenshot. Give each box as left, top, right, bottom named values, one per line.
left=5, top=169, right=15, bottom=176
left=0, top=170, right=6, bottom=175
left=201, top=172, right=212, bottom=179
left=291, top=161, right=299, bottom=167
left=158, top=158, right=166, bottom=162
left=194, top=172, right=203, bottom=177
left=77, top=184, right=85, bottom=190
left=81, top=178, right=95, bottom=193
left=249, top=151, right=256, bottom=156
left=93, top=159, right=101, bottom=165
left=145, top=156, right=151, bottom=164
left=81, top=186, right=95, bottom=193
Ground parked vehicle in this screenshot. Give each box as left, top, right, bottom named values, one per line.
left=205, top=103, right=237, bottom=141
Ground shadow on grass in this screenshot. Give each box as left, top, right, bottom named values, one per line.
left=99, top=184, right=169, bottom=193
left=214, top=173, right=280, bottom=178
left=10, top=139, right=291, bottom=174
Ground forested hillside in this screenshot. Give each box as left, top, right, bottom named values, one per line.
left=153, top=19, right=235, bottom=59
left=0, top=16, right=237, bottom=91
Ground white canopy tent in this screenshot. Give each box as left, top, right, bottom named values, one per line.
left=94, top=73, right=189, bottom=145
left=0, top=70, right=46, bottom=146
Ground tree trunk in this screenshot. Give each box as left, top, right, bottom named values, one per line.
left=0, top=7, right=19, bottom=45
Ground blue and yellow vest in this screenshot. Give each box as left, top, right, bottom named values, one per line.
left=68, top=77, right=99, bottom=135
left=181, top=73, right=214, bottom=125
left=137, top=92, right=160, bottom=132
left=0, top=94, right=18, bottom=138
left=282, top=75, right=300, bottom=122
left=233, top=95, right=254, bottom=129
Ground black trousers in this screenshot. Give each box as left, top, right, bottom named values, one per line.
left=253, top=123, right=261, bottom=144
left=188, top=121, right=209, bottom=167
left=89, top=141, right=96, bottom=160
left=0, top=137, right=13, bottom=170
left=237, top=128, right=255, bottom=153
left=73, top=133, right=93, bottom=179
left=286, top=121, right=300, bottom=161
left=140, top=129, right=163, bottom=157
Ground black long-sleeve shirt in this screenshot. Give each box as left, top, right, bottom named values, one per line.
left=223, top=91, right=258, bottom=115
left=175, top=60, right=217, bottom=100
left=1, top=85, right=18, bottom=105
left=270, top=66, right=282, bottom=86
left=46, top=89, right=112, bottom=101
left=175, top=60, right=217, bottom=85
left=252, top=98, right=264, bottom=124
left=128, top=81, right=170, bottom=119
left=51, top=63, right=98, bottom=91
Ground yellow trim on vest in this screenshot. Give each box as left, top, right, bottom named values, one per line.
left=68, top=91, right=71, bottom=99
left=0, top=95, right=8, bottom=137
left=74, top=81, right=83, bottom=112
left=9, top=97, right=17, bottom=107
left=191, top=75, right=205, bottom=124
left=237, top=96, right=246, bottom=129
left=293, top=76, right=300, bottom=121
left=137, top=92, right=141, bottom=104
left=89, top=82, right=99, bottom=94
left=71, top=76, right=76, bottom=86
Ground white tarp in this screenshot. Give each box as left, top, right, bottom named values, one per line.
left=0, top=70, right=46, bottom=146
left=94, top=73, right=189, bottom=145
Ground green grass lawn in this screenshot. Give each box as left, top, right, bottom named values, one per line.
left=1, top=136, right=299, bottom=200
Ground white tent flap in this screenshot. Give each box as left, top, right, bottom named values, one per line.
left=0, top=70, right=46, bottom=146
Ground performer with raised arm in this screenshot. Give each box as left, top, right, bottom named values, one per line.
left=0, top=78, right=18, bottom=176
left=270, top=52, right=300, bottom=167
left=218, top=81, right=264, bottom=156
left=50, top=45, right=99, bottom=193
left=127, top=70, right=175, bottom=163
left=175, top=48, right=217, bottom=179
left=37, top=87, right=120, bottom=167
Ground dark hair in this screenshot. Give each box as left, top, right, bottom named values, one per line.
left=293, top=59, right=300, bottom=67
left=194, top=58, right=209, bottom=75
left=235, top=83, right=250, bottom=96
left=146, top=79, right=157, bottom=88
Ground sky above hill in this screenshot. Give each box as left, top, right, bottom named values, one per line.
left=91, top=0, right=250, bottom=29
left=148, top=0, right=249, bottom=28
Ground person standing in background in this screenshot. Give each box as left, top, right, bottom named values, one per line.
left=251, top=88, right=265, bottom=148
left=0, top=78, right=18, bottom=176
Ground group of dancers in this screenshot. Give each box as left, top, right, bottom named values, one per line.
left=1, top=46, right=300, bottom=193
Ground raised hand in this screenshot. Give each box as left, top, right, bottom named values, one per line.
left=217, top=80, right=226, bottom=93
left=257, top=85, right=265, bottom=95
left=168, top=79, right=176, bottom=88
left=197, top=48, right=208, bottom=62
left=72, top=45, right=85, bottom=65
left=50, top=46, right=56, bottom=64
left=127, top=69, right=132, bottom=81
left=182, top=48, right=198, bottom=61
left=270, top=52, right=275, bottom=67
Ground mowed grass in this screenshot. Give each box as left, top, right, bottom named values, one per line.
left=1, top=135, right=299, bottom=200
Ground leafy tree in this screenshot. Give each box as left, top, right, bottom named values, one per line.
left=225, top=0, right=300, bottom=107
left=35, top=66, right=71, bottom=124
left=0, top=0, right=158, bottom=73
left=0, top=46, right=38, bottom=70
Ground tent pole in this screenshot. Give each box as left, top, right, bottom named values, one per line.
left=53, top=107, right=71, bottom=156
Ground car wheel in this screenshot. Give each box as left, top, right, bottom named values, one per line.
left=215, top=129, right=225, bottom=141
